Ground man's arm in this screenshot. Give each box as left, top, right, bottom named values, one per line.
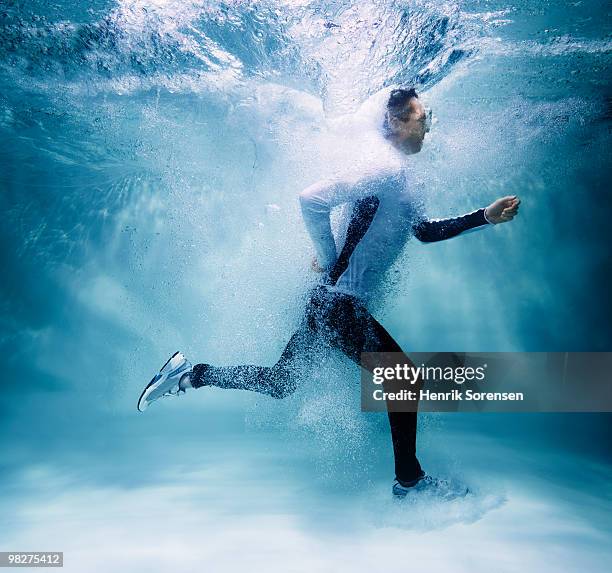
left=327, top=196, right=380, bottom=285
left=299, top=171, right=399, bottom=271
left=413, top=196, right=520, bottom=243
left=299, top=180, right=344, bottom=271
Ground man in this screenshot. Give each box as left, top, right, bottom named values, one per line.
left=137, top=87, right=520, bottom=498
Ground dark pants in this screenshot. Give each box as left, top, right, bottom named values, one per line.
left=191, top=285, right=423, bottom=483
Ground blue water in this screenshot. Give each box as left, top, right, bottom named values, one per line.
left=1, top=1, right=611, bottom=571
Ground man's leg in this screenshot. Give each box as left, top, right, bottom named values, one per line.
left=316, top=290, right=423, bottom=484
left=189, top=317, right=315, bottom=399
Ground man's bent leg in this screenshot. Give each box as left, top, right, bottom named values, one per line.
left=317, top=291, right=422, bottom=483
left=368, top=321, right=423, bottom=484
left=190, top=321, right=314, bottom=399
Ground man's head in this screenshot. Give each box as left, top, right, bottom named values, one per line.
left=383, top=87, right=431, bottom=154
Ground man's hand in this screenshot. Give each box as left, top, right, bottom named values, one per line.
left=485, top=195, right=521, bottom=224
left=311, top=257, right=326, bottom=273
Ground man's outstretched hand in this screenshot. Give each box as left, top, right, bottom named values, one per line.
left=485, top=195, right=521, bottom=224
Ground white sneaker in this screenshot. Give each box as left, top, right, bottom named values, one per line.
left=137, top=351, right=193, bottom=412
left=392, top=472, right=425, bottom=498
left=392, top=474, right=469, bottom=499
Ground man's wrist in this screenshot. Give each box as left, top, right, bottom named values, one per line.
left=483, top=207, right=496, bottom=225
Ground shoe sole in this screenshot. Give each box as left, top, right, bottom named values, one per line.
left=392, top=486, right=410, bottom=499
left=393, top=484, right=471, bottom=500
left=137, top=351, right=181, bottom=412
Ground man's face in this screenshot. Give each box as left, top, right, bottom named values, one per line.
left=386, top=97, right=430, bottom=155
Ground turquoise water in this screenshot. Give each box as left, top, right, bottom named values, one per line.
left=1, top=1, right=611, bottom=571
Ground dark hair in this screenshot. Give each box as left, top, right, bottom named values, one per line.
left=386, top=87, right=418, bottom=116
left=383, top=87, right=418, bottom=136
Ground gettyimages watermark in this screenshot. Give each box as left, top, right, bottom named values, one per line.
left=360, top=352, right=612, bottom=412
